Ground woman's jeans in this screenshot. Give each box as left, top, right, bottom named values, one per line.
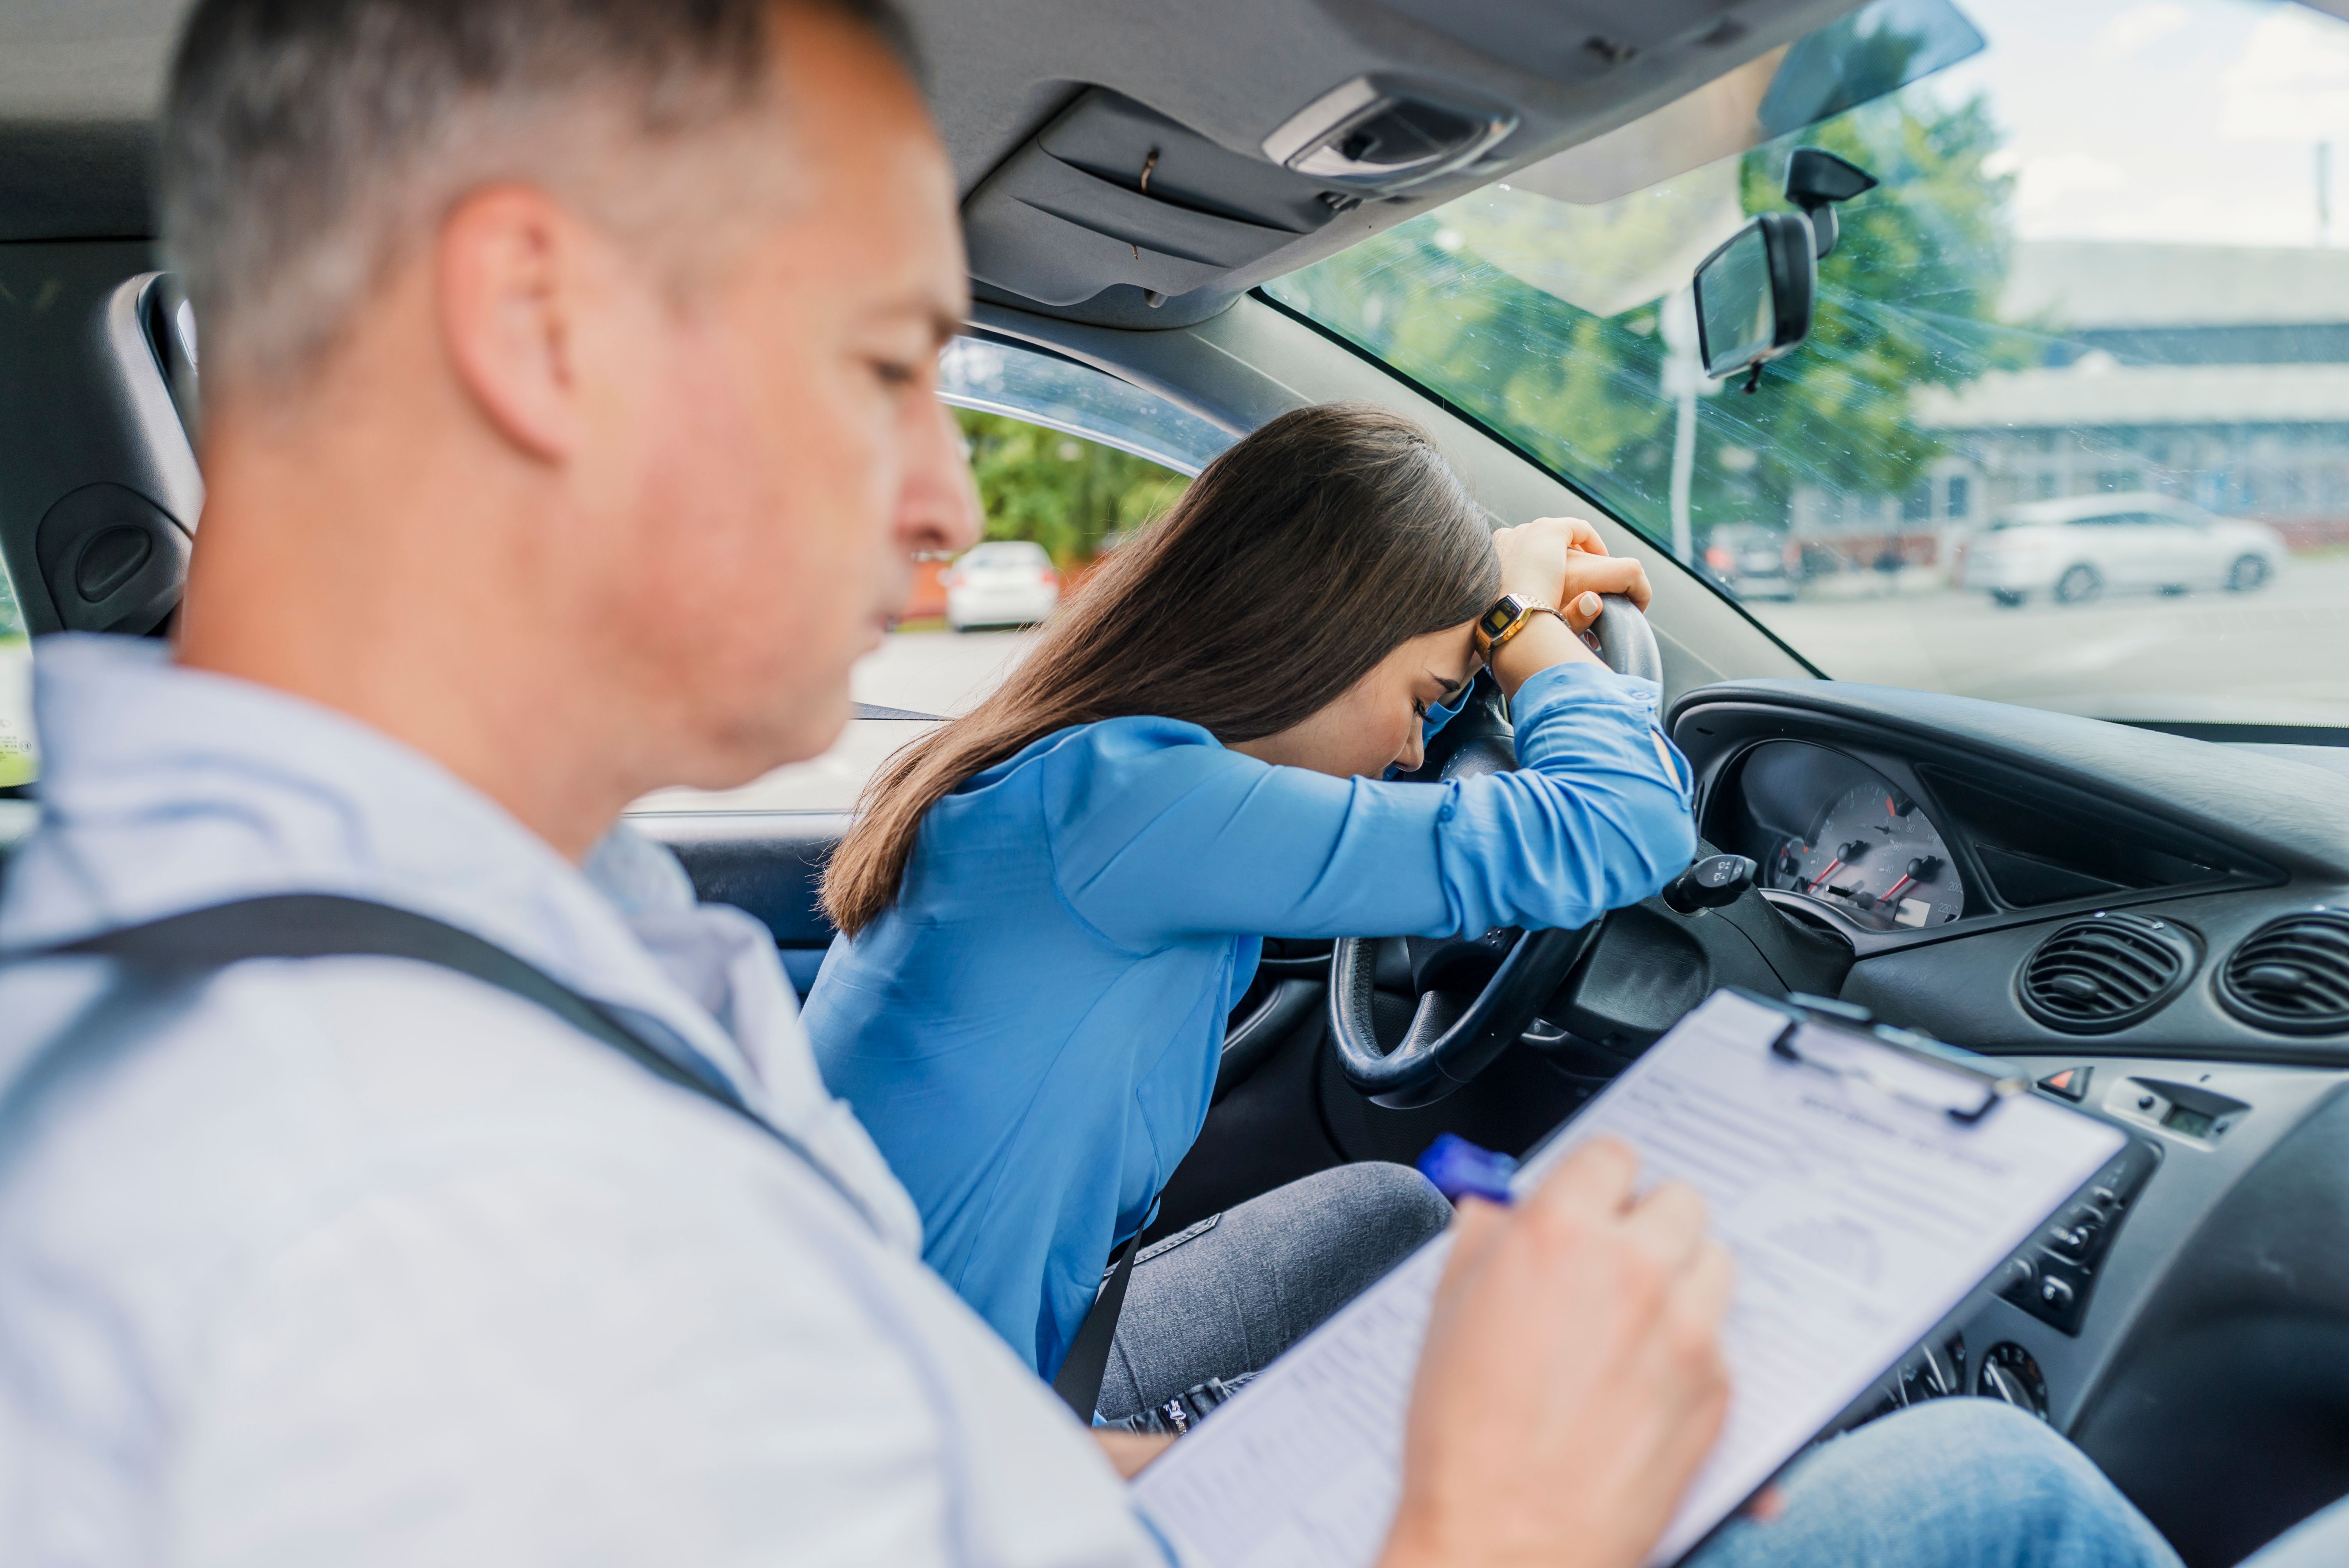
left=1097, top=1161, right=1450, bottom=1423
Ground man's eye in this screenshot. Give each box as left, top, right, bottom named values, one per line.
left=872, top=359, right=918, bottom=389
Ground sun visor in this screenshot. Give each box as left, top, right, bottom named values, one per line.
left=1505, top=0, right=1985, bottom=207
left=964, top=89, right=1347, bottom=309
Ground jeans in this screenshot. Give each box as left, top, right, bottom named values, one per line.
left=1689, top=1393, right=2349, bottom=1568
left=1097, top=1161, right=1451, bottom=1423
left=1688, top=1398, right=2182, bottom=1568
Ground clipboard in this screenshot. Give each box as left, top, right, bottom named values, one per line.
left=1129, top=988, right=2129, bottom=1568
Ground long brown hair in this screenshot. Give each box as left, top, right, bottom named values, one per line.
left=822, top=402, right=1502, bottom=935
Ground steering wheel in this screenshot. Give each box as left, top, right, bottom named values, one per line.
left=1328, top=594, right=1662, bottom=1108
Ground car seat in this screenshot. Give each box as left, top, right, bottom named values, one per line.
left=0, top=266, right=201, bottom=638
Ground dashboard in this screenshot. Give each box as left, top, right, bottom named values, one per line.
left=1666, top=677, right=2349, bottom=1567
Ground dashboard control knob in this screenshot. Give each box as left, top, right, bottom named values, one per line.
left=1999, top=1255, right=2036, bottom=1294
left=1978, top=1343, right=2050, bottom=1417
left=2038, top=1275, right=2076, bottom=1311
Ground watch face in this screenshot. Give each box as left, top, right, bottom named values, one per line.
left=1479, top=596, right=1525, bottom=639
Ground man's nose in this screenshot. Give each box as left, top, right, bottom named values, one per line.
left=900, top=399, right=983, bottom=556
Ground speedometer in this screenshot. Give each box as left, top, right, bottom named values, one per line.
left=1766, top=781, right=1964, bottom=930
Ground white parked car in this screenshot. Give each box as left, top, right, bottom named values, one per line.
left=1700, top=524, right=1799, bottom=602
left=1958, top=492, right=2287, bottom=607
left=944, top=540, right=1061, bottom=631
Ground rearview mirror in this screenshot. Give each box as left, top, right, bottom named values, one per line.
left=1693, top=212, right=1815, bottom=384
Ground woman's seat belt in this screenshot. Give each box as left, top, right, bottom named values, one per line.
left=1052, top=1231, right=1140, bottom=1419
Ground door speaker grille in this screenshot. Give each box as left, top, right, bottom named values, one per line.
left=2219, top=912, right=2349, bottom=1035
left=2019, top=913, right=2195, bottom=1033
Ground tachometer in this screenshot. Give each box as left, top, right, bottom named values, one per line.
left=1768, top=782, right=1964, bottom=930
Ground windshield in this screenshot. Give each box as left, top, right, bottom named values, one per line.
left=1265, top=0, right=2349, bottom=732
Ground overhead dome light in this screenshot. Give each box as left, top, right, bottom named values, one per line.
left=1260, top=76, right=1517, bottom=192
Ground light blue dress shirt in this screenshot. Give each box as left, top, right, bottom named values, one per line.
left=0, top=635, right=1162, bottom=1567
left=805, top=660, right=1697, bottom=1379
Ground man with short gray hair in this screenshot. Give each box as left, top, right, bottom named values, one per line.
left=0, top=0, right=2199, bottom=1564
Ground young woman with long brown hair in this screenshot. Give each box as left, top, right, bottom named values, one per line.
left=806, top=403, right=1695, bottom=1422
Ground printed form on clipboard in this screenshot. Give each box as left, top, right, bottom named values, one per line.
left=1131, top=989, right=2127, bottom=1568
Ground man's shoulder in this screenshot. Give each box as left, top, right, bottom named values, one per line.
left=0, top=953, right=830, bottom=1276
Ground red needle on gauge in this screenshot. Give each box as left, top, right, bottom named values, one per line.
left=1879, top=857, right=1940, bottom=909
left=1803, top=840, right=1867, bottom=894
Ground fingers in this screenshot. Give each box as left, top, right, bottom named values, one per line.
left=1443, top=1193, right=1508, bottom=1273
left=1618, top=1178, right=1709, bottom=1272
left=1558, top=551, right=1651, bottom=606
left=1525, top=1137, right=1639, bottom=1224
left=1563, top=591, right=1604, bottom=633
left=1522, top=516, right=1610, bottom=555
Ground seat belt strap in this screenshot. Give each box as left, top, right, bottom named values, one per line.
left=1053, top=1228, right=1142, bottom=1419
left=8, top=893, right=883, bottom=1234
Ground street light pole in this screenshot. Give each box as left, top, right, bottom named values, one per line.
left=2320, top=141, right=2333, bottom=248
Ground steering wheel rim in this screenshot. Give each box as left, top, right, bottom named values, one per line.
left=1326, top=593, right=1656, bottom=1109
left=1590, top=591, right=1663, bottom=684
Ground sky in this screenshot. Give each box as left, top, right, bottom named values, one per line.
left=1929, top=0, right=2349, bottom=246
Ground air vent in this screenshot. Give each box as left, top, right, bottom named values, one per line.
left=2219, top=911, right=2349, bottom=1035
left=2019, top=913, right=2196, bottom=1033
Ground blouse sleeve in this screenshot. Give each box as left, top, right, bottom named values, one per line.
left=1037, top=661, right=1696, bottom=952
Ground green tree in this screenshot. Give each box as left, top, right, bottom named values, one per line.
left=1710, top=90, right=2025, bottom=525
left=1267, top=80, right=2024, bottom=544
left=953, top=409, right=1191, bottom=565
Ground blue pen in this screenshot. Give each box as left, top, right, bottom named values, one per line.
left=1417, top=1132, right=1520, bottom=1205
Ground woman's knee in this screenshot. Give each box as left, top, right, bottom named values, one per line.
left=1242, top=1161, right=1451, bottom=1265
left=1323, top=1160, right=1453, bottom=1244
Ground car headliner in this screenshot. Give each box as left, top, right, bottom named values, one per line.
left=2, top=0, right=1866, bottom=328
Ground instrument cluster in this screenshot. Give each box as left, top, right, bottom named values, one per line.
left=1730, top=741, right=1968, bottom=932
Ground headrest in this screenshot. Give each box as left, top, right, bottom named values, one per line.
left=24, top=270, right=202, bottom=636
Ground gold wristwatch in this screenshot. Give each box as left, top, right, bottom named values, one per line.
left=1472, top=592, right=1565, bottom=658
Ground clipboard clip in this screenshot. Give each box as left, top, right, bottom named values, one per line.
left=1750, top=991, right=2032, bottom=1126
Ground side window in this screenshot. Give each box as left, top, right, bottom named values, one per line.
left=627, top=337, right=1223, bottom=817
left=0, top=554, right=32, bottom=791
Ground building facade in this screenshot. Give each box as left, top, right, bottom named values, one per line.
left=1790, top=241, right=2349, bottom=568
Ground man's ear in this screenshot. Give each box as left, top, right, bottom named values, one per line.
left=435, top=185, right=602, bottom=462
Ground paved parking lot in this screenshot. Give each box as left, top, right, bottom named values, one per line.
left=1748, top=554, right=2349, bottom=727
left=854, top=627, right=1036, bottom=717
left=630, top=629, right=1036, bottom=815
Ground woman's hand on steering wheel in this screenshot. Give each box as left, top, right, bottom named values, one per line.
left=1486, top=518, right=1654, bottom=693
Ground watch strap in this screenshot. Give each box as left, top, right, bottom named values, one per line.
left=1474, top=593, right=1564, bottom=656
